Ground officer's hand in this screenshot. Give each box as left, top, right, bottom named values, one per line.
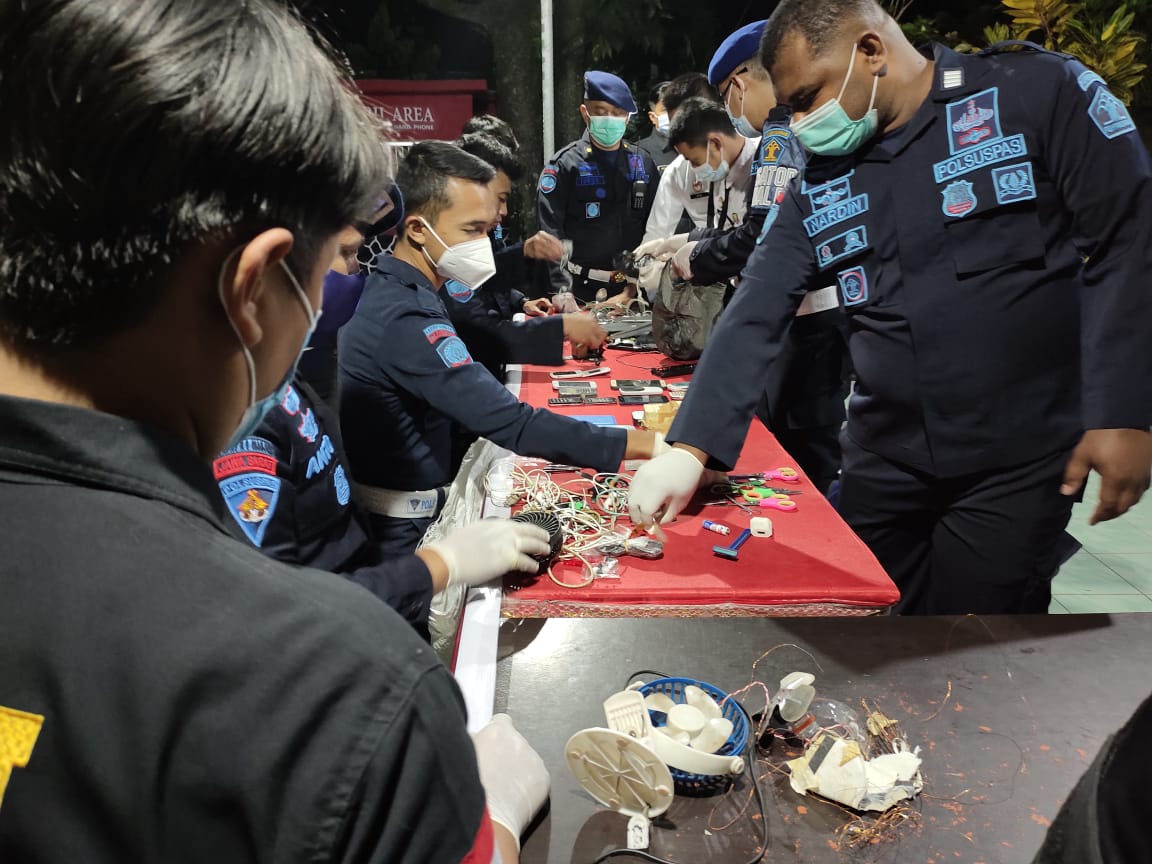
left=471, top=714, right=551, bottom=851
left=635, top=233, right=690, bottom=258
left=426, top=519, right=551, bottom=587
left=522, top=297, right=553, bottom=317
left=562, top=313, right=607, bottom=349
left=671, top=241, right=697, bottom=280
left=628, top=445, right=708, bottom=525
left=1062, top=429, right=1152, bottom=525
left=523, top=230, right=565, bottom=262
left=472, top=718, right=552, bottom=852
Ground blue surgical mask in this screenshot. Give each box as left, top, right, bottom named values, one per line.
left=312, top=269, right=365, bottom=336
left=692, top=140, right=730, bottom=184
left=218, top=249, right=322, bottom=449
left=791, top=44, right=880, bottom=156
left=588, top=115, right=628, bottom=148
left=655, top=112, right=670, bottom=134
left=724, top=78, right=761, bottom=138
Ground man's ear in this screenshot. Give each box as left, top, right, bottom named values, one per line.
left=860, top=32, right=887, bottom=74
left=404, top=215, right=429, bottom=249
left=579, top=104, right=591, bottom=125
left=221, top=228, right=295, bottom=349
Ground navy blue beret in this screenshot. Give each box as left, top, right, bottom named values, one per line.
left=583, top=71, right=637, bottom=113
left=708, top=20, right=768, bottom=86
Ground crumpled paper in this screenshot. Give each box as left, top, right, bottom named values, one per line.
left=786, top=732, right=923, bottom=812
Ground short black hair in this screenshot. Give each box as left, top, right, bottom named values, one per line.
left=649, top=81, right=671, bottom=109
left=661, top=73, right=719, bottom=115
left=0, top=0, right=389, bottom=353
left=456, top=133, right=526, bottom=183
left=460, top=115, right=520, bottom=152
left=396, top=142, right=496, bottom=228
left=761, top=0, right=884, bottom=69
left=668, top=98, right=737, bottom=148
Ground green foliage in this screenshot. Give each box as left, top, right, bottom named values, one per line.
left=988, top=0, right=1147, bottom=103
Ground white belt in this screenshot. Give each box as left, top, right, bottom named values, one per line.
left=353, top=483, right=446, bottom=519
left=796, top=285, right=839, bottom=317
left=565, top=261, right=613, bottom=283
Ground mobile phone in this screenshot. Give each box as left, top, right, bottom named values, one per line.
left=582, top=396, right=619, bottom=405
left=618, top=394, right=670, bottom=405
left=611, top=379, right=663, bottom=390
left=666, top=382, right=690, bottom=391
left=550, top=367, right=611, bottom=379
left=668, top=390, right=686, bottom=401
left=548, top=396, right=585, bottom=406
left=552, top=380, right=597, bottom=392
left=617, top=384, right=664, bottom=395
left=652, top=363, right=697, bottom=377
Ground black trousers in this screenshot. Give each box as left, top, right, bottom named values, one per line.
left=837, top=437, right=1076, bottom=615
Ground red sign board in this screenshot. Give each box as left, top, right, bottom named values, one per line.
left=356, top=79, right=489, bottom=142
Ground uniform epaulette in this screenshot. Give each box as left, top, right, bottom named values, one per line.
left=549, top=139, right=584, bottom=162
left=979, top=40, right=1076, bottom=63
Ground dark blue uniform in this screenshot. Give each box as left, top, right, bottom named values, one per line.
left=214, top=375, right=435, bottom=624
left=667, top=44, right=1152, bottom=614
left=635, top=130, right=677, bottom=174
left=537, top=132, right=659, bottom=301
left=688, top=111, right=851, bottom=493
left=339, top=254, right=628, bottom=554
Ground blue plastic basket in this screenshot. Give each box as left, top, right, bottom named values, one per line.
left=637, top=677, right=749, bottom=794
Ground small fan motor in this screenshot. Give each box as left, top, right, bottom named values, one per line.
left=510, top=511, right=564, bottom=562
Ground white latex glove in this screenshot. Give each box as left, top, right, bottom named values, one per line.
left=628, top=447, right=706, bottom=525
left=472, top=714, right=551, bottom=849
left=671, top=241, right=697, bottom=280
left=426, top=519, right=550, bottom=587
left=653, top=432, right=672, bottom=457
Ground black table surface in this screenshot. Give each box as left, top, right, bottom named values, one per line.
left=494, top=614, right=1152, bottom=864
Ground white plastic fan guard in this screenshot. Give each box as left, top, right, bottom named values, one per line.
left=565, top=728, right=675, bottom=818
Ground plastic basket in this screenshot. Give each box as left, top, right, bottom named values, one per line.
left=637, top=677, right=749, bottom=794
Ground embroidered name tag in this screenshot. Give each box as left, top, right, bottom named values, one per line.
left=803, top=194, right=869, bottom=237
left=932, top=134, right=1027, bottom=183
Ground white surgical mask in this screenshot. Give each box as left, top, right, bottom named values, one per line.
left=218, top=248, right=322, bottom=449
left=655, top=112, right=670, bottom=134
left=418, top=218, right=497, bottom=289
left=692, top=140, right=730, bottom=183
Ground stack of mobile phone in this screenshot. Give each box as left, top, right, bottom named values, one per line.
left=610, top=379, right=669, bottom=405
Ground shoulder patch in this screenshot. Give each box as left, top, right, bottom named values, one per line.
left=280, top=385, right=301, bottom=416
left=435, top=335, right=473, bottom=368
left=214, top=436, right=282, bottom=547
left=540, top=167, right=558, bottom=194
left=423, top=322, right=457, bottom=344
left=1077, top=69, right=1106, bottom=92
left=0, top=705, right=44, bottom=810
left=219, top=472, right=282, bottom=547
left=445, top=279, right=475, bottom=303
left=1087, top=87, right=1136, bottom=140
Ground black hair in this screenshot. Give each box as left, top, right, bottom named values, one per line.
left=661, top=73, right=719, bottom=115
left=668, top=98, right=737, bottom=148
left=456, top=133, right=526, bottom=183
left=761, top=0, right=884, bottom=69
left=460, top=114, right=520, bottom=152
left=649, top=81, right=672, bottom=109
left=0, top=0, right=390, bottom=353
left=396, top=142, right=496, bottom=229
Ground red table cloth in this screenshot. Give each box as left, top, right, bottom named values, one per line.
left=500, top=348, right=898, bottom=617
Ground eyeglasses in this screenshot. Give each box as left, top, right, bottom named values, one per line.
left=720, top=66, right=750, bottom=102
